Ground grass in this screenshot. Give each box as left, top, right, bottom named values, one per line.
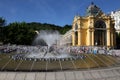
left=0, top=53, right=118, bottom=71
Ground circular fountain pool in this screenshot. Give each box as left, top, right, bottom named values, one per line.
left=0, top=30, right=118, bottom=71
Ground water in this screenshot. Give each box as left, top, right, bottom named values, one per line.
left=0, top=30, right=119, bottom=71
left=0, top=44, right=118, bottom=71
left=27, top=30, right=73, bottom=59
left=33, top=30, right=60, bottom=47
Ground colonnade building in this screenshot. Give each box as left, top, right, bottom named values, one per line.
left=59, top=29, right=72, bottom=46
left=72, top=2, right=116, bottom=48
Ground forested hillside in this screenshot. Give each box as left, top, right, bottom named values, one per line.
left=0, top=21, right=71, bottom=45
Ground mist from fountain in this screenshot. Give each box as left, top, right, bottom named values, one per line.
left=27, top=30, right=72, bottom=59
left=33, top=30, right=60, bottom=47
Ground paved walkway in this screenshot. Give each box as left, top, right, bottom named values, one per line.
left=0, top=66, right=120, bottom=80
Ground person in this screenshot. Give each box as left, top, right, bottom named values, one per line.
left=93, top=47, right=97, bottom=54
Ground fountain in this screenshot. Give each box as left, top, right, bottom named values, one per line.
left=34, top=30, right=59, bottom=47
left=25, top=30, right=75, bottom=59
left=0, top=30, right=117, bottom=71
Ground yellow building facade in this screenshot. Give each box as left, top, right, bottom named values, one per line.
left=72, top=2, right=116, bottom=48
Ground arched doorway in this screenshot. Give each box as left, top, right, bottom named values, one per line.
left=94, top=20, right=106, bottom=46
left=74, top=24, right=78, bottom=45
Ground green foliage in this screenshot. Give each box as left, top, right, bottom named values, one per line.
left=0, top=17, right=5, bottom=27
left=0, top=17, right=6, bottom=42
left=2, top=21, right=71, bottom=45
left=61, top=25, right=71, bottom=34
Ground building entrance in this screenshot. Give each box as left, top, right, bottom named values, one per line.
left=94, top=20, right=106, bottom=46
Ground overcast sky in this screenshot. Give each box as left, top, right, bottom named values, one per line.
left=0, top=0, right=120, bottom=26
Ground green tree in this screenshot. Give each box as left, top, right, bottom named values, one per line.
left=3, top=22, right=72, bottom=45
left=0, top=17, right=6, bottom=42
left=61, top=25, right=71, bottom=34
left=0, top=17, right=5, bottom=27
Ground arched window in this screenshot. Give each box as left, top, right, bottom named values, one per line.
left=74, top=23, right=78, bottom=45
left=94, top=20, right=106, bottom=28
left=74, top=23, right=78, bottom=31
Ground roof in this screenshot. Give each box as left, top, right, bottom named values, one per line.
left=86, top=2, right=102, bottom=16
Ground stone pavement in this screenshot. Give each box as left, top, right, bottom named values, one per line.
left=0, top=67, right=120, bottom=80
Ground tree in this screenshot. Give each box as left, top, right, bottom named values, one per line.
left=3, top=22, right=71, bottom=45
left=61, top=25, right=71, bottom=34
left=0, top=17, right=6, bottom=42
left=0, top=17, right=5, bottom=26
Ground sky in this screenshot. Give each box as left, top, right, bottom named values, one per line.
left=0, top=0, right=120, bottom=26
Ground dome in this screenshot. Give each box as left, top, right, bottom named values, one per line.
left=86, top=2, right=102, bottom=16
